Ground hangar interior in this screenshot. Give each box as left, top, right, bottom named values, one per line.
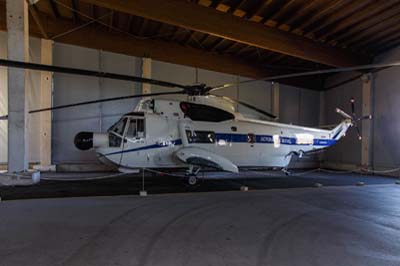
left=1, top=0, right=400, bottom=173
left=1, top=1, right=400, bottom=266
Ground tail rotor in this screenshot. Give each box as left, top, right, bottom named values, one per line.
left=336, top=98, right=372, bottom=140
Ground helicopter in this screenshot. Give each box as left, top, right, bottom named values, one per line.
left=0, top=59, right=379, bottom=185
left=73, top=91, right=367, bottom=185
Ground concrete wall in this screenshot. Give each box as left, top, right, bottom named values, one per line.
left=150, top=61, right=273, bottom=119
left=0, top=34, right=321, bottom=167
left=279, top=84, right=321, bottom=167
left=372, top=48, right=400, bottom=170
left=322, top=45, right=400, bottom=171
left=0, top=31, right=41, bottom=164
left=0, top=32, right=7, bottom=163
left=322, top=72, right=363, bottom=166
left=52, top=43, right=142, bottom=163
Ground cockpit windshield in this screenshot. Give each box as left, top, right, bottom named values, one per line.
left=108, top=118, right=127, bottom=147
left=109, top=118, right=127, bottom=136
left=107, top=116, right=146, bottom=147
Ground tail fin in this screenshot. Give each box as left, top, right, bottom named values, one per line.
left=330, top=120, right=352, bottom=141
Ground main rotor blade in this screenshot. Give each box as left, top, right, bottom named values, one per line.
left=211, top=61, right=400, bottom=91
left=0, top=91, right=185, bottom=119
left=215, top=95, right=276, bottom=119
left=0, top=59, right=187, bottom=90
left=236, top=100, right=276, bottom=119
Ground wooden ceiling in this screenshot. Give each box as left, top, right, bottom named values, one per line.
left=2, top=0, right=400, bottom=89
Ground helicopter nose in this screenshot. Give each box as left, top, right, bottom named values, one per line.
left=74, top=131, right=93, bottom=150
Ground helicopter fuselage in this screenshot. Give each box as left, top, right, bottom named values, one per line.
left=78, top=97, right=351, bottom=172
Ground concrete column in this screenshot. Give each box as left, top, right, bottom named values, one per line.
left=39, top=39, right=54, bottom=170
left=142, top=58, right=151, bottom=94
left=0, top=33, right=8, bottom=165
left=361, top=73, right=373, bottom=168
left=271, top=82, right=279, bottom=119
left=6, top=0, right=29, bottom=173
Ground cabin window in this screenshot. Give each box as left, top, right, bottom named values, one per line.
left=126, top=118, right=145, bottom=138
left=248, top=133, right=256, bottom=144
left=180, top=102, right=234, bottom=122
left=295, top=133, right=314, bottom=145
left=187, top=130, right=216, bottom=144
left=273, top=134, right=280, bottom=148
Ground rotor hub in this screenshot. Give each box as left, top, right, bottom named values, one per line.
left=184, top=84, right=212, bottom=96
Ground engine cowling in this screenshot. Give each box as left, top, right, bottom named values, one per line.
left=74, top=132, right=109, bottom=150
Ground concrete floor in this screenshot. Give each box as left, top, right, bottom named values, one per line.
left=1, top=184, right=400, bottom=266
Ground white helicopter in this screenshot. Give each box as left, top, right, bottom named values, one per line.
left=0, top=60, right=374, bottom=185
left=74, top=86, right=370, bottom=185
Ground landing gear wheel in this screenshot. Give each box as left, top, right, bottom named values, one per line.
left=187, top=174, right=197, bottom=185
left=282, top=168, right=291, bottom=176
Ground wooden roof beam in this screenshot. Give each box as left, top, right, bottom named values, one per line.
left=28, top=4, right=49, bottom=39
left=79, top=0, right=368, bottom=67
left=0, top=6, right=312, bottom=87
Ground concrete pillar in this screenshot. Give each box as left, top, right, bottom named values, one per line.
left=361, top=73, right=373, bottom=168
left=271, top=82, right=279, bottom=119
left=0, top=33, right=8, bottom=165
left=142, top=58, right=151, bottom=94
left=39, top=39, right=54, bottom=170
left=6, top=0, right=29, bottom=173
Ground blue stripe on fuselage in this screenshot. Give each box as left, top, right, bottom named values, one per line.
left=105, top=139, right=182, bottom=156
left=104, top=133, right=336, bottom=156
left=215, top=133, right=336, bottom=146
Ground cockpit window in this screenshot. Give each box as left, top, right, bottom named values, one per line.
left=126, top=118, right=145, bottom=139
left=108, top=118, right=127, bottom=147
left=109, top=118, right=127, bottom=136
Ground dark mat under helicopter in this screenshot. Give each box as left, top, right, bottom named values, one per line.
left=0, top=170, right=397, bottom=200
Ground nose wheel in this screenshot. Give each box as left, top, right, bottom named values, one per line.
left=187, top=174, right=198, bottom=185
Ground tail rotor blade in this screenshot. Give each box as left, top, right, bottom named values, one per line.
left=336, top=108, right=352, bottom=120
left=354, top=124, right=362, bottom=140
left=356, top=114, right=373, bottom=121
left=350, top=98, right=356, bottom=117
